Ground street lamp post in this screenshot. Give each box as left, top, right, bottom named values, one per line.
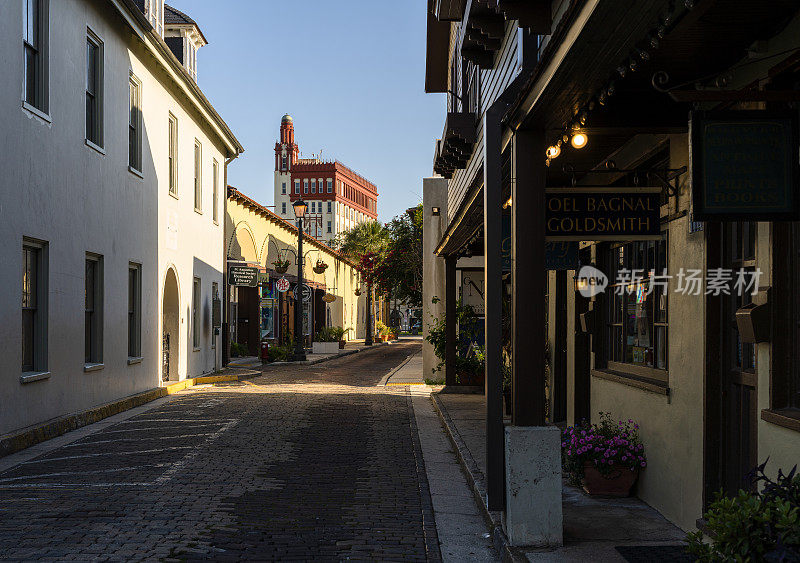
left=292, top=199, right=308, bottom=361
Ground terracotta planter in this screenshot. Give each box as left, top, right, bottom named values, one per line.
left=582, top=461, right=638, bottom=497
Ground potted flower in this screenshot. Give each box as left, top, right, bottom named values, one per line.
left=313, top=260, right=328, bottom=274
left=562, top=413, right=646, bottom=497
left=354, top=287, right=362, bottom=296
left=273, top=258, right=290, bottom=274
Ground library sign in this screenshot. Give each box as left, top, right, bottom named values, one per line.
left=228, top=265, right=259, bottom=287
left=691, top=111, right=799, bottom=221
left=545, top=187, right=662, bottom=241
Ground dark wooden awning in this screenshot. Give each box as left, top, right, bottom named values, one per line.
left=433, top=112, right=478, bottom=179
left=425, top=10, right=453, bottom=93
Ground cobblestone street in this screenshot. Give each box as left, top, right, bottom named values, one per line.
left=0, top=341, right=449, bottom=561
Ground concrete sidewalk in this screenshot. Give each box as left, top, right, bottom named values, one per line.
left=432, top=393, right=688, bottom=562
left=383, top=353, right=425, bottom=385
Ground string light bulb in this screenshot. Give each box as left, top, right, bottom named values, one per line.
left=546, top=144, right=561, bottom=159
left=570, top=131, right=588, bottom=149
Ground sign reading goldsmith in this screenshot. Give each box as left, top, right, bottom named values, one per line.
left=228, top=265, right=259, bottom=287
left=691, top=111, right=799, bottom=221
left=545, top=187, right=662, bottom=241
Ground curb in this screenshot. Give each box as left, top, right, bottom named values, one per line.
left=0, top=372, right=255, bottom=459
left=430, top=393, right=527, bottom=563
left=378, top=354, right=414, bottom=386
left=261, top=340, right=395, bottom=368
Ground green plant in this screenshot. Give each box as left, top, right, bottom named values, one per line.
left=230, top=342, right=248, bottom=357
left=561, top=413, right=646, bottom=485
left=375, top=321, right=391, bottom=337
left=315, top=326, right=346, bottom=342
left=266, top=344, right=290, bottom=362
left=425, top=297, right=484, bottom=382
left=424, top=377, right=445, bottom=385
left=273, top=258, right=290, bottom=270
left=687, top=462, right=800, bottom=561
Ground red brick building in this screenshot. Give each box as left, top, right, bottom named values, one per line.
left=273, top=114, right=378, bottom=242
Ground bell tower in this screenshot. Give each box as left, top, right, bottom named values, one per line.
left=274, top=114, right=299, bottom=219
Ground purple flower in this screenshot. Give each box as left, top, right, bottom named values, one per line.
left=640, top=462, right=646, bottom=467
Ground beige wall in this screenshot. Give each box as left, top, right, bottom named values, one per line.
left=226, top=196, right=364, bottom=339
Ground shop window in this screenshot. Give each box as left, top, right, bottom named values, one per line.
left=605, top=239, right=668, bottom=374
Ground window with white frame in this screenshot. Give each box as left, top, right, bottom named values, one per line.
left=294, top=179, right=300, bottom=194
left=187, top=42, right=197, bottom=82
left=144, top=0, right=164, bottom=36
left=304, top=179, right=308, bottom=194
left=281, top=156, right=287, bottom=170
left=311, top=179, right=316, bottom=194
left=281, top=182, right=286, bottom=195
left=194, top=140, right=202, bottom=212
left=128, top=74, right=142, bottom=172
left=128, top=263, right=141, bottom=359
left=85, top=254, right=103, bottom=365
left=281, top=202, right=286, bottom=214
left=22, top=240, right=47, bottom=374
left=212, top=159, right=219, bottom=223
left=193, top=277, right=201, bottom=349
left=85, top=31, right=103, bottom=147
left=23, top=0, right=49, bottom=114
left=327, top=221, right=332, bottom=233
left=327, top=201, right=332, bottom=213
left=168, top=113, right=178, bottom=195
left=327, top=179, right=333, bottom=193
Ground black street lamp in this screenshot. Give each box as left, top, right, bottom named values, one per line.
left=291, top=199, right=308, bottom=361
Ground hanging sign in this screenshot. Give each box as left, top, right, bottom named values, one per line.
left=545, top=187, right=662, bottom=241
left=228, top=265, right=259, bottom=287
left=294, top=284, right=312, bottom=303
left=691, top=111, right=799, bottom=221
left=276, top=277, right=290, bottom=292
left=545, top=242, right=579, bottom=270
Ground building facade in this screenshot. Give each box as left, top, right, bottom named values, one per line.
left=1, top=0, right=241, bottom=438
left=273, top=115, right=378, bottom=243
left=226, top=187, right=370, bottom=353
left=423, top=0, right=800, bottom=544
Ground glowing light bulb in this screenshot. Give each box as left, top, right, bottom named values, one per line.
left=546, top=145, right=561, bottom=159
left=571, top=132, right=588, bottom=149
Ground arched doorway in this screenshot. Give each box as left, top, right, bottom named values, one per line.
left=162, top=268, right=179, bottom=382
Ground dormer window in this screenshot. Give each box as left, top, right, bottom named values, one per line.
left=144, top=0, right=164, bottom=36
left=163, top=4, right=206, bottom=83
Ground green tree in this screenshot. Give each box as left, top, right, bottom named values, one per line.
left=336, top=220, right=389, bottom=345
left=374, top=205, right=423, bottom=308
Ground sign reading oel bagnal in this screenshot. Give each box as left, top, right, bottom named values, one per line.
left=228, top=265, right=259, bottom=287
left=691, top=111, right=799, bottom=221
left=545, top=187, right=662, bottom=241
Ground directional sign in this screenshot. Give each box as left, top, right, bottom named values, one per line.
left=276, top=277, right=290, bottom=292
left=228, top=265, right=259, bottom=287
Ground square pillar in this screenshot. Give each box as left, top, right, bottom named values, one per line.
left=504, top=426, right=563, bottom=546
left=511, top=128, right=546, bottom=425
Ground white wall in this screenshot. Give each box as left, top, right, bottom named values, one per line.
left=0, top=0, right=232, bottom=436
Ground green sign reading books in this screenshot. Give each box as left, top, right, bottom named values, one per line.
left=691, top=111, right=798, bottom=220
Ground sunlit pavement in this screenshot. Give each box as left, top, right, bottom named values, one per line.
left=0, top=341, right=454, bottom=561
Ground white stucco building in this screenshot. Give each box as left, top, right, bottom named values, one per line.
left=0, top=0, right=242, bottom=438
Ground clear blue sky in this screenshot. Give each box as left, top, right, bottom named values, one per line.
left=168, top=0, right=445, bottom=222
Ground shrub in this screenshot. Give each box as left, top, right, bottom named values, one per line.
left=230, top=342, right=248, bottom=357
left=561, top=412, right=646, bottom=484
left=266, top=345, right=289, bottom=362
left=687, top=462, right=800, bottom=561
left=375, top=321, right=391, bottom=337
left=315, top=326, right=350, bottom=342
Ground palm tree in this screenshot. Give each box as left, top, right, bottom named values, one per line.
left=337, top=221, right=389, bottom=346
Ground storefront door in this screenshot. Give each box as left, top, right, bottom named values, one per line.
left=705, top=221, right=758, bottom=503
